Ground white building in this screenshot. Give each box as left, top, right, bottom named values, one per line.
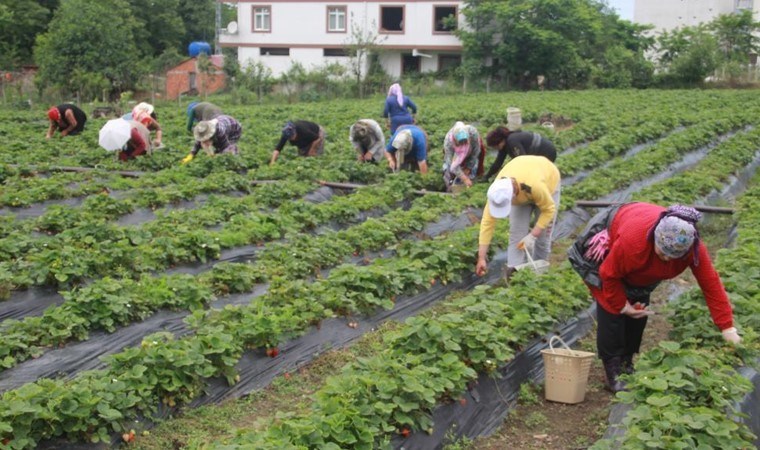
left=219, top=0, right=464, bottom=78
left=634, top=0, right=759, bottom=32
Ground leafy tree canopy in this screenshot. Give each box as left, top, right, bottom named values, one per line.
left=34, top=0, right=142, bottom=96
left=0, top=0, right=58, bottom=68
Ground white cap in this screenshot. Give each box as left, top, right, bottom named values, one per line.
left=487, top=178, right=514, bottom=218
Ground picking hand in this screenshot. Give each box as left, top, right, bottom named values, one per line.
left=620, top=302, right=655, bottom=319
left=181, top=154, right=194, bottom=165
left=721, top=327, right=741, bottom=344
left=517, top=234, right=537, bottom=253
left=475, top=258, right=488, bottom=277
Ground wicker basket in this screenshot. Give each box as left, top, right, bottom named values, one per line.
left=541, top=336, right=594, bottom=404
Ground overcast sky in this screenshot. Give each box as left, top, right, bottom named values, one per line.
left=606, top=0, right=634, bottom=20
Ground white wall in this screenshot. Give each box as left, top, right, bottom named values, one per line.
left=221, top=1, right=464, bottom=77
left=634, top=0, right=745, bottom=31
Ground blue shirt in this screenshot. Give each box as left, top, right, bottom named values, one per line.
left=383, top=96, right=417, bottom=120
left=386, top=125, right=427, bottom=162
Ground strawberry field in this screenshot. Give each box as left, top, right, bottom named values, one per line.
left=0, top=89, right=759, bottom=449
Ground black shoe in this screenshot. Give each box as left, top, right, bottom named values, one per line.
left=621, top=354, right=635, bottom=375
left=602, top=356, right=627, bottom=393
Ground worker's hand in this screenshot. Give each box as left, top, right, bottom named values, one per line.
left=721, top=327, right=742, bottom=344
left=620, top=302, right=655, bottom=319
left=153, top=140, right=164, bottom=149
left=475, top=257, right=488, bottom=277
left=517, top=234, right=537, bottom=253
left=181, top=154, right=194, bottom=165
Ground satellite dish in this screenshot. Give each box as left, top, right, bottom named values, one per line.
left=226, top=21, right=238, bottom=34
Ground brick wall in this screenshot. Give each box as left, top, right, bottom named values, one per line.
left=166, top=58, right=226, bottom=100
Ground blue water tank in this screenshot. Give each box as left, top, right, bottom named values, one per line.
left=188, top=41, right=212, bottom=57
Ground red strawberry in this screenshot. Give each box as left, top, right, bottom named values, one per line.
left=400, top=427, right=411, bottom=438
left=266, top=347, right=280, bottom=358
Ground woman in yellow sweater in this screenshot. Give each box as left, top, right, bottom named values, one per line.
left=476, top=155, right=561, bottom=281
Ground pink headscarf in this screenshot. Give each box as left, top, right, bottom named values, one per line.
left=388, top=83, right=404, bottom=107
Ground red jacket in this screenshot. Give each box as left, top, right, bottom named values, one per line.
left=590, top=203, right=733, bottom=330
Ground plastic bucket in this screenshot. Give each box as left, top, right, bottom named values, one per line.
left=514, top=249, right=549, bottom=274
left=506, top=107, right=522, bottom=131
left=541, top=336, right=595, bottom=404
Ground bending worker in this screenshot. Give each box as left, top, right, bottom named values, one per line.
left=483, top=126, right=557, bottom=180
left=442, top=121, right=484, bottom=190
left=476, top=155, right=561, bottom=281
left=46, top=104, right=87, bottom=138
left=182, top=115, right=242, bottom=163
left=349, top=119, right=391, bottom=165
left=186, top=101, right=222, bottom=132
left=385, top=124, right=428, bottom=174
left=270, top=120, right=325, bottom=165
left=567, top=203, right=741, bottom=392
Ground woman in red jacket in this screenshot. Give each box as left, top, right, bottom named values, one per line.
left=569, top=203, right=741, bottom=392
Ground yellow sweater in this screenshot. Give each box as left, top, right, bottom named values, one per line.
left=478, top=155, right=561, bottom=245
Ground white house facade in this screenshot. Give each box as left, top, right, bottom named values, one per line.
left=634, top=0, right=759, bottom=32
left=219, top=0, right=464, bottom=78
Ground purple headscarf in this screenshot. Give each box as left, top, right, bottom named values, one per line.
left=388, top=83, right=404, bottom=107
left=646, top=205, right=702, bottom=265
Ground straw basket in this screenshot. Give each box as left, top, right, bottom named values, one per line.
left=541, top=335, right=594, bottom=404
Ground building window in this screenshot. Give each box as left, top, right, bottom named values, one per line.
left=380, top=6, right=404, bottom=33
left=252, top=6, right=271, bottom=32
left=324, top=48, right=348, bottom=57
left=260, top=47, right=289, bottom=56
left=434, top=6, right=457, bottom=33
left=327, top=6, right=347, bottom=33
left=438, top=54, right=462, bottom=73
left=402, top=54, right=420, bottom=74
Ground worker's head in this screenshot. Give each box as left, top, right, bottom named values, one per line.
left=649, top=204, right=702, bottom=262
left=654, top=216, right=696, bottom=260
left=194, top=119, right=218, bottom=143
left=391, top=129, right=413, bottom=154
left=47, top=107, right=60, bottom=122
left=282, top=121, right=297, bottom=141
left=486, top=126, right=510, bottom=150
left=486, top=177, right=514, bottom=218
left=186, top=102, right=199, bottom=118
left=353, top=121, right=369, bottom=138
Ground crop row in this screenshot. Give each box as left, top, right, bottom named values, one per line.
left=0, top=179, right=473, bottom=371
left=0, top=211, right=509, bottom=448
left=561, top=112, right=759, bottom=209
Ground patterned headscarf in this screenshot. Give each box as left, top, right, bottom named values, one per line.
left=647, top=205, right=702, bottom=264
left=388, top=83, right=404, bottom=107
left=449, top=122, right=470, bottom=173
left=282, top=121, right=296, bottom=139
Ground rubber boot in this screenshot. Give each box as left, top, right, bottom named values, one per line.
left=602, top=356, right=627, bottom=393
left=621, top=354, right=635, bottom=375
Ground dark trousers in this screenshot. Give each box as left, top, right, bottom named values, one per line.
left=597, top=301, right=649, bottom=360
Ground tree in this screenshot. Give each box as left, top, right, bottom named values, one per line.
left=178, top=0, right=215, bottom=50
left=34, top=0, right=142, bottom=99
left=0, top=0, right=58, bottom=68
left=655, top=25, right=719, bottom=86
left=709, top=10, right=760, bottom=63
left=129, top=0, right=186, bottom=58
left=344, top=16, right=386, bottom=98
left=457, top=0, right=653, bottom=89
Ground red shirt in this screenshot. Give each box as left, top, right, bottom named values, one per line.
left=590, top=203, right=733, bottom=330
left=118, top=127, right=148, bottom=161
